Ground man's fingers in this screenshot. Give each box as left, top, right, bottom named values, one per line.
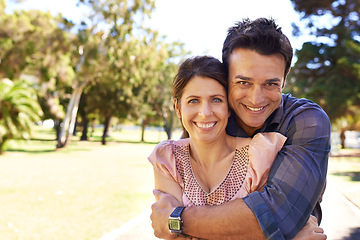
left=309, top=215, right=318, bottom=225
left=313, top=226, right=325, bottom=233
left=153, top=189, right=166, bottom=197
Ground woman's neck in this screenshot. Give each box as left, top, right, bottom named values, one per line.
left=189, top=134, right=235, bottom=168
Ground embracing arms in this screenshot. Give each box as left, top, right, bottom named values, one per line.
left=151, top=106, right=331, bottom=239
left=151, top=168, right=264, bottom=240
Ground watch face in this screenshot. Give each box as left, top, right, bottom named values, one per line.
left=169, top=219, right=181, bottom=230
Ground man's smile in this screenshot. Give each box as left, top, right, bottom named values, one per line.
left=243, top=104, right=266, bottom=112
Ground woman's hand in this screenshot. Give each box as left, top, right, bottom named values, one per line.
left=293, top=215, right=327, bottom=240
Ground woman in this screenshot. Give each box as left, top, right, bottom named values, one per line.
left=148, top=56, right=326, bottom=240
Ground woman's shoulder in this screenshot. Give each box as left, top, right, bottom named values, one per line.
left=152, top=138, right=190, bottom=152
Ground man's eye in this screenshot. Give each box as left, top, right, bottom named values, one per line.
left=237, top=81, right=248, bottom=85
left=265, top=83, right=280, bottom=89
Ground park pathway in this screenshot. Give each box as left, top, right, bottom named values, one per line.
left=321, top=178, right=360, bottom=240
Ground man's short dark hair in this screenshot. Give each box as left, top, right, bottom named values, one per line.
left=222, top=18, right=293, bottom=80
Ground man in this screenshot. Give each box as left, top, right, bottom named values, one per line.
left=151, top=18, right=331, bottom=240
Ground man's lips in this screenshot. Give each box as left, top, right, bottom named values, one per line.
left=244, top=104, right=266, bottom=112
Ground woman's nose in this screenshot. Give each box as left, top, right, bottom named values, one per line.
left=198, top=102, right=212, bottom=117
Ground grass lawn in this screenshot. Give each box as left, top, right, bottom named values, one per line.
left=2, top=125, right=359, bottom=240
left=0, top=125, right=179, bottom=240
left=328, top=148, right=360, bottom=208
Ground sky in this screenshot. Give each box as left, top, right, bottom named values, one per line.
left=5, top=0, right=311, bottom=60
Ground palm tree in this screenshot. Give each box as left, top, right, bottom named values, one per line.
left=0, top=78, right=43, bottom=154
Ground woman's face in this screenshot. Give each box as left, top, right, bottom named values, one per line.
left=175, top=76, right=230, bottom=144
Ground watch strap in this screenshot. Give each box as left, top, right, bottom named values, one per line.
left=170, top=206, right=185, bottom=218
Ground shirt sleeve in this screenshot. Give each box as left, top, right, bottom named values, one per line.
left=246, top=132, right=287, bottom=193
left=147, top=140, right=180, bottom=184
left=243, top=107, right=331, bottom=239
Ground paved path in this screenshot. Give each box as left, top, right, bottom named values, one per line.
left=105, top=179, right=360, bottom=240
left=321, top=178, right=360, bottom=240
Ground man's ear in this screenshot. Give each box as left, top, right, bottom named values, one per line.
left=174, top=98, right=181, bottom=118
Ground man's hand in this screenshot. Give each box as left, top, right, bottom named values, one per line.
left=293, top=215, right=327, bottom=240
left=151, top=189, right=182, bottom=239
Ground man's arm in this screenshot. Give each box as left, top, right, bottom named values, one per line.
left=244, top=107, right=331, bottom=239
left=152, top=190, right=265, bottom=240
left=182, top=198, right=265, bottom=240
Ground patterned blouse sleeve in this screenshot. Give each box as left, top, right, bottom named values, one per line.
left=246, top=132, right=287, bottom=193
left=147, top=140, right=180, bottom=184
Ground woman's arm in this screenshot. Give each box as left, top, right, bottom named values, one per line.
left=153, top=168, right=183, bottom=204
left=153, top=168, right=189, bottom=240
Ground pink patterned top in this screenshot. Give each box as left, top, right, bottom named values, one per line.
left=148, top=132, right=286, bottom=207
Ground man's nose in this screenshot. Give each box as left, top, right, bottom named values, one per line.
left=248, top=85, right=265, bottom=105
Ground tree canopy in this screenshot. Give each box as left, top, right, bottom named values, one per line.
left=287, top=0, right=360, bottom=128
left=0, top=0, right=189, bottom=151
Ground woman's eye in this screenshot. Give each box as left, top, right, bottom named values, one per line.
left=188, top=99, right=198, bottom=104
left=213, top=98, right=222, bottom=103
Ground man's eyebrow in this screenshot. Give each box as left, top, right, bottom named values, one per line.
left=265, top=78, right=282, bottom=82
left=234, top=74, right=252, bottom=80
left=235, top=75, right=282, bottom=82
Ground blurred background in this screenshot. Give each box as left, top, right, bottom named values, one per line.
left=0, top=0, right=359, bottom=239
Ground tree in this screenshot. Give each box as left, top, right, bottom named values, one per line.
left=0, top=7, right=75, bottom=141
left=287, top=0, right=360, bottom=132
left=0, top=78, right=43, bottom=154
left=55, top=0, right=156, bottom=147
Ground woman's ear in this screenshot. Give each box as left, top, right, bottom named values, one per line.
left=174, top=98, right=181, bottom=118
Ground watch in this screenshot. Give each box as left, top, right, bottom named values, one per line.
left=168, top=206, right=186, bottom=236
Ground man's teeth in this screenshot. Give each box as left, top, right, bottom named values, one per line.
left=246, top=106, right=264, bottom=111
left=197, top=122, right=215, bottom=128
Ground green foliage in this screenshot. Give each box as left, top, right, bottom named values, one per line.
left=1, top=0, right=190, bottom=150
left=288, top=0, right=360, bottom=127
left=0, top=78, right=43, bottom=154
left=0, top=8, right=75, bottom=124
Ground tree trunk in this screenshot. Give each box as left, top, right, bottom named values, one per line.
left=56, top=85, right=86, bottom=148
left=80, top=116, right=89, bottom=141
left=141, top=123, right=145, bottom=142
left=162, top=105, right=174, bottom=140
left=56, top=31, right=109, bottom=149
left=73, top=117, right=78, bottom=136
left=54, top=120, right=61, bottom=141
left=79, top=95, right=89, bottom=141
left=102, top=116, right=112, bottom=145
left=340, top=129, right=346, bottom=149
left=140, top=118, right=150, bottom=142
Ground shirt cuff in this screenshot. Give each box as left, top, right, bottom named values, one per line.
left=243, top=192, right=285, bottom=240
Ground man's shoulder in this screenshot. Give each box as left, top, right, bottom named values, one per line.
left=282, top=94, right=328, bottom=118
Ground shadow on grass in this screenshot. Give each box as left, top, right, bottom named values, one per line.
left=331, top=171, right=360, bottom=181
left=87, top=139, right=160, bottom=145
left=4, top=138, right=159, bottom=155
left=5, top=148, right=56, bottom=154
left=30, top=138, right=56, bottom=142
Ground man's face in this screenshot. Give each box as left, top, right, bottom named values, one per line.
left=228, top=48, right=286, bottom=136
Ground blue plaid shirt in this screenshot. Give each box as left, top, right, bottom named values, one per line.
left=226, top=94, right=331, bottom=240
